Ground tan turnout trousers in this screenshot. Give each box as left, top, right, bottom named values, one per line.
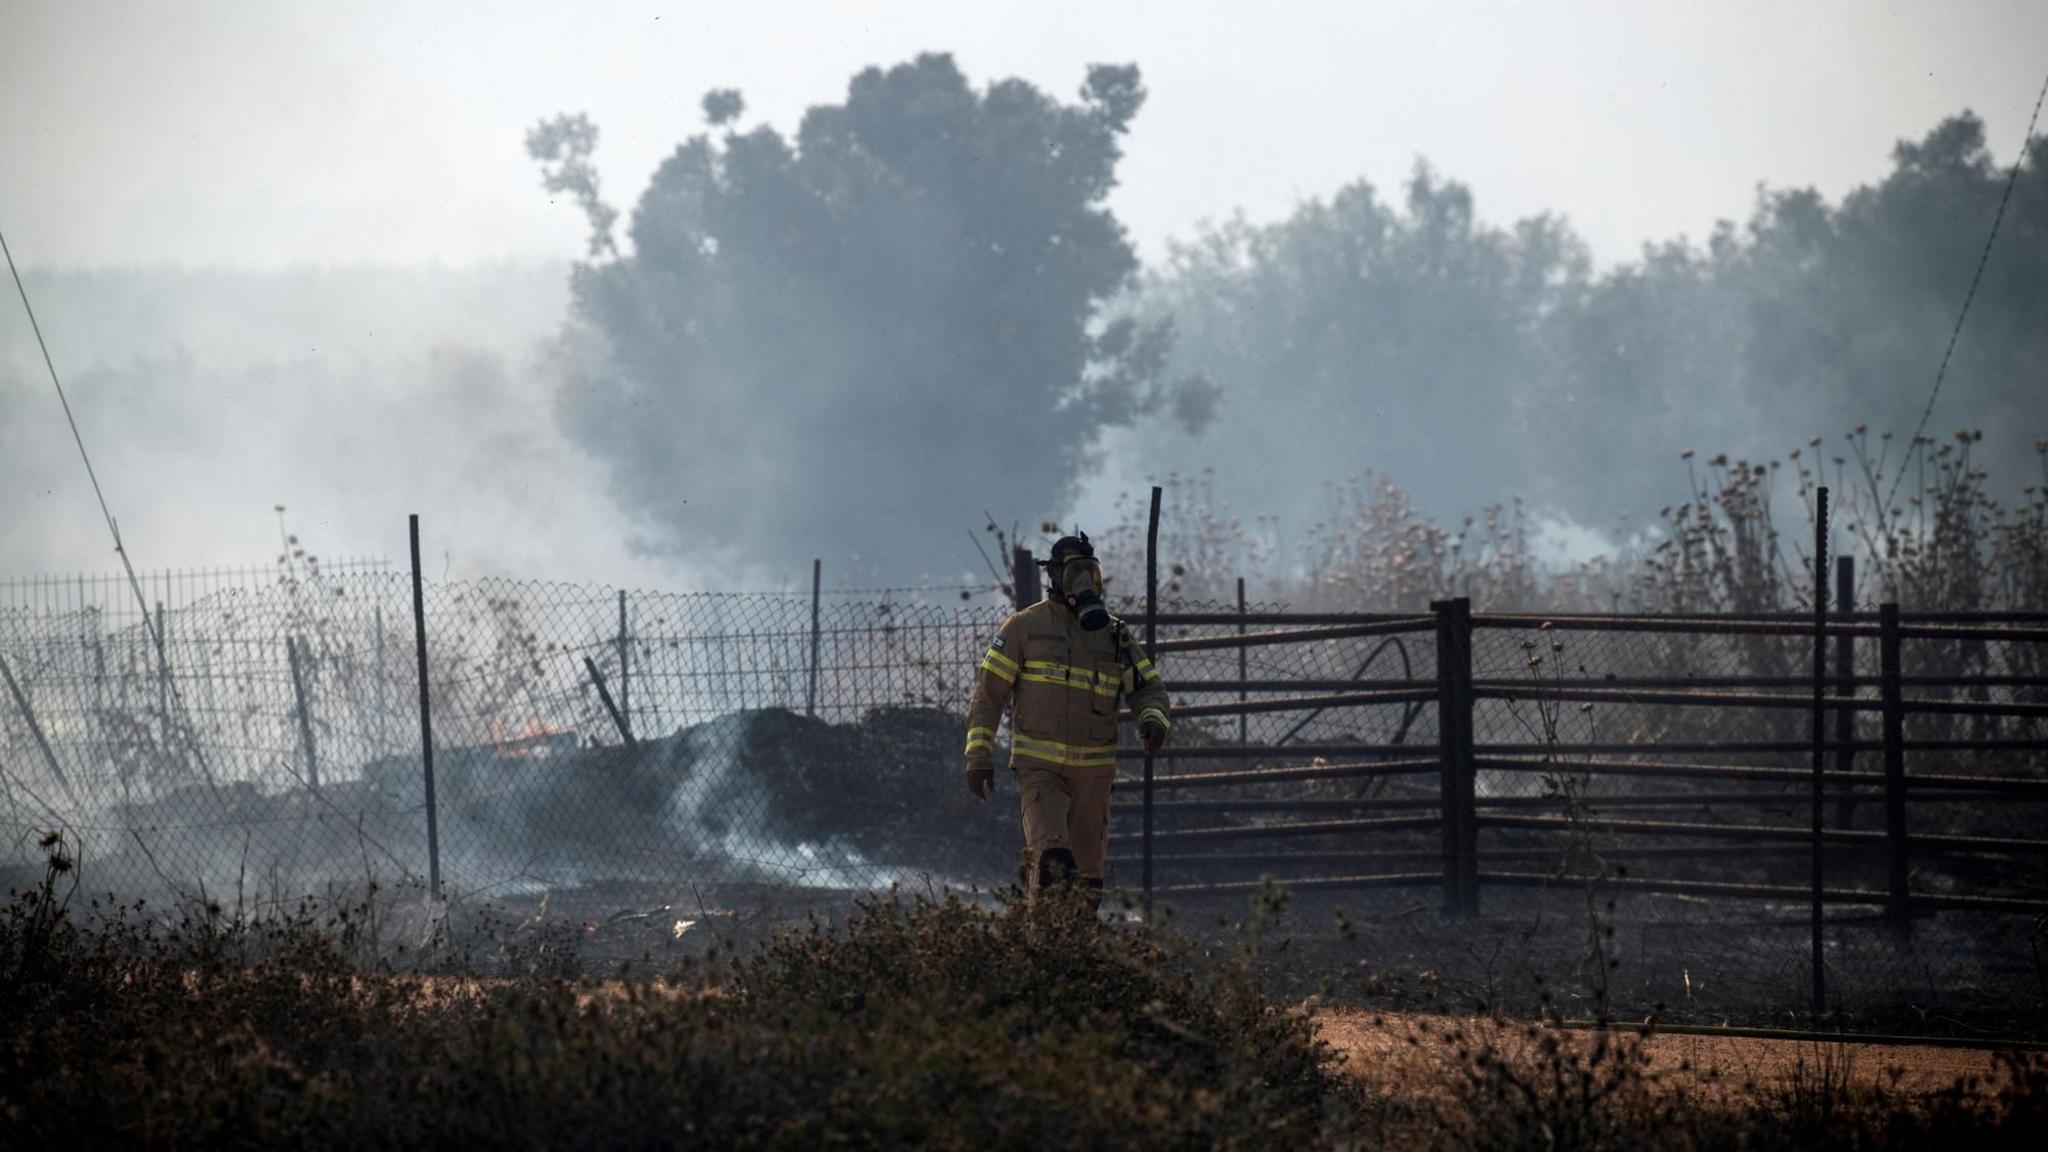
left=1016, top=764, right=1113, bottom=885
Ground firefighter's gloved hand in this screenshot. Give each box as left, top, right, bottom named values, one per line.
left=1140, top=720, right=1167, bottom=757
left=966, top=767, right=995, bottom=801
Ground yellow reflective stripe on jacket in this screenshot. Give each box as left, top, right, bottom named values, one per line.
left=983, top=648, right=1019, bottom=675
left=1011, top=733, right=1118, bottom=769
left=1134, top=656, right=1158, bottom=682
left=1019, top=660, right=1119, bottom=698
left=1135, top=706, right=1170, bottom=731
left=978, top=652, right=1017, bottom=683
left=965, top=724, right=998, bottom=755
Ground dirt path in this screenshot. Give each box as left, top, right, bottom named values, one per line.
left=1315, top=1010, right=2010, bottom=1104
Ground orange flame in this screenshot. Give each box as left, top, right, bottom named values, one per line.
left=489, top=715, right=567, bottom=757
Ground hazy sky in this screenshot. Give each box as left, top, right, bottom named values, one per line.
left=2, top=1, right=2045, bottom=589
left=5, top=1, right=2045, bottom=271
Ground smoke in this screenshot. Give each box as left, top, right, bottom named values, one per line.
left=0, top=263, right=699, bottom=588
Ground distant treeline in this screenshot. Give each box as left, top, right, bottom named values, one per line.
left=5, top=56, right=2039, bottom=593
left=543, top=55, right=2043, bottom=577
left=1135, top=113, right=2046, bottom=531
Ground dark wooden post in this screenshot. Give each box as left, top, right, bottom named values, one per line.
left=1432, top=597, right=1477, bottom=916
left=1880, top=602, right=1910, bottom=939
left=286, top=635, right=319, bottom=790
left=408, top=515, right=442, bottom=899
left=1143, top=486, right=1161, bottom=920
left=1833, top=557, right=1857, bottom=829
left=1011, top=546, right=1041, bottom=610
left=1809, top=487, right=1829, bottom=1019
left=806, top=559, right=822, bottom=718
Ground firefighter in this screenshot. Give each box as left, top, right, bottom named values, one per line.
left=963, top=532, right=1169, bottom=908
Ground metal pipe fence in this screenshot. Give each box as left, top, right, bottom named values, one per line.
left=1, top=555, right=2044, bottom=1039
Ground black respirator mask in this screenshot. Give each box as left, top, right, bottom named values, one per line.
left=1057, top=557, right=1110, bottom=632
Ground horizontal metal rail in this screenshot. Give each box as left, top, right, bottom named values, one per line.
left=1476, top=755, right=2048, bottom=795
left=1475, top=613, right=1877, bottom=638
left=1478, top=814, right=2048, bottom=855
left=1113, top=797, right=1446, bottom=814
left=1897, top=623, right=2048, bottom=643
left=1108, top=843, right=1821, bottom=869
left=1151, top=871, right=1442, bottom=896
left=1170, top=678, right=1437, bottom=693
left=1153, top=676, right=2042, bottom=695
left=1145, top=870, right=2048, bottom=911
left=1134, top=688, right=1438, bottom=721
left=1106, top=814, right=1440, bottom=846
left=1115, top=758, right=1440, bottom=791
left=1477, top=871, right=2048, bottom=914
left=1149, top=618, right=1435, bottom=654
left=1471, top=682, right=2048, bottom=719
left=1474, top=739, right=2048, bottom=755
left=1115, top=743, right=1426, bottom=761
left=1113, top=791, right=1955, bottom=816
left=1471, top=612, right=2048, bottom=644
left=1146, top=612, right=1428, bottom=626
left=1471, top=610, right=2048, bottom=625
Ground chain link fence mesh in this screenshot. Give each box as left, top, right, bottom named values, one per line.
left=2, top=573, right=2043, bottom=1039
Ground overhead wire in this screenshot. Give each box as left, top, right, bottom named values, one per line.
left=1886, top=69, right=2048, bottom=510
left=1, top=220, right=425, bottom=881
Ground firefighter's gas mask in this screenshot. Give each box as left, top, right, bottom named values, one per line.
left=1057, top=557, right=1110, bottom=632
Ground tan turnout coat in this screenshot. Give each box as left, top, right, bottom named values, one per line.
left=963, top=596, right=1170, bottom=780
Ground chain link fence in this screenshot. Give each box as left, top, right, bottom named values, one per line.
left=2, top=568, right=2044, bottom=1040
left=0, top=572, right=1024, bottom=907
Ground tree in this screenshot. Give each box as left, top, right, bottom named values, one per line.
left=531, top=55, right=1207, bottom=579
left=1132, top=165, right=1588, bottom=529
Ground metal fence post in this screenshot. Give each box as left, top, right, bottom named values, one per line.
left=375, top=606, right=388, bottom=758
left=806, top=559, right=822, bottom=718
left=154, top=600, right=169, bottom=746
left=1143, top=485, right=1161, bottom=921
left=1809, top=486, right=1830, bottom=1019
left=1432, top=597, right=1477, bottom=916
left=1833, top=557, right=1857, bottom=830
left=1880, top=602, right=1910, bottom=939
left=617, top=588, right=631, bottom=739
left=1237, top=576, right=1248, bottom=750
left=286, top=635, right=319, bottom=790
left=408, top=515, right=442, bottom=899
left=584, top=657, right=637, bottom=746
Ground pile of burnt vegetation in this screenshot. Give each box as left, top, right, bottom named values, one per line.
left=354, top=704, right=1017, bottom=886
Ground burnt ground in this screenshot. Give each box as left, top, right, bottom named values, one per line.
left=1317, top=1008, right=2017, bottom=1106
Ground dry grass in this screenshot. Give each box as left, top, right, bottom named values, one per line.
left=7, top=836, right=2047, bottom=1150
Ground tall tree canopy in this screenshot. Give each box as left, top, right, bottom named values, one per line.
left=533, top=55, right=1205, bottom=578
left=1530, top=112, right=2048, bottom=520
left=1137, top=113, right=2045, bottom=535
left=1136, top=167, right=1587, bottom=524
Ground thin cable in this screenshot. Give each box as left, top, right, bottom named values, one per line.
left=1, top=220, right=222, bottom=791
left=1887, top=70, right=2048, bottom=509
left=0, top=224, right=164, bottom=639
